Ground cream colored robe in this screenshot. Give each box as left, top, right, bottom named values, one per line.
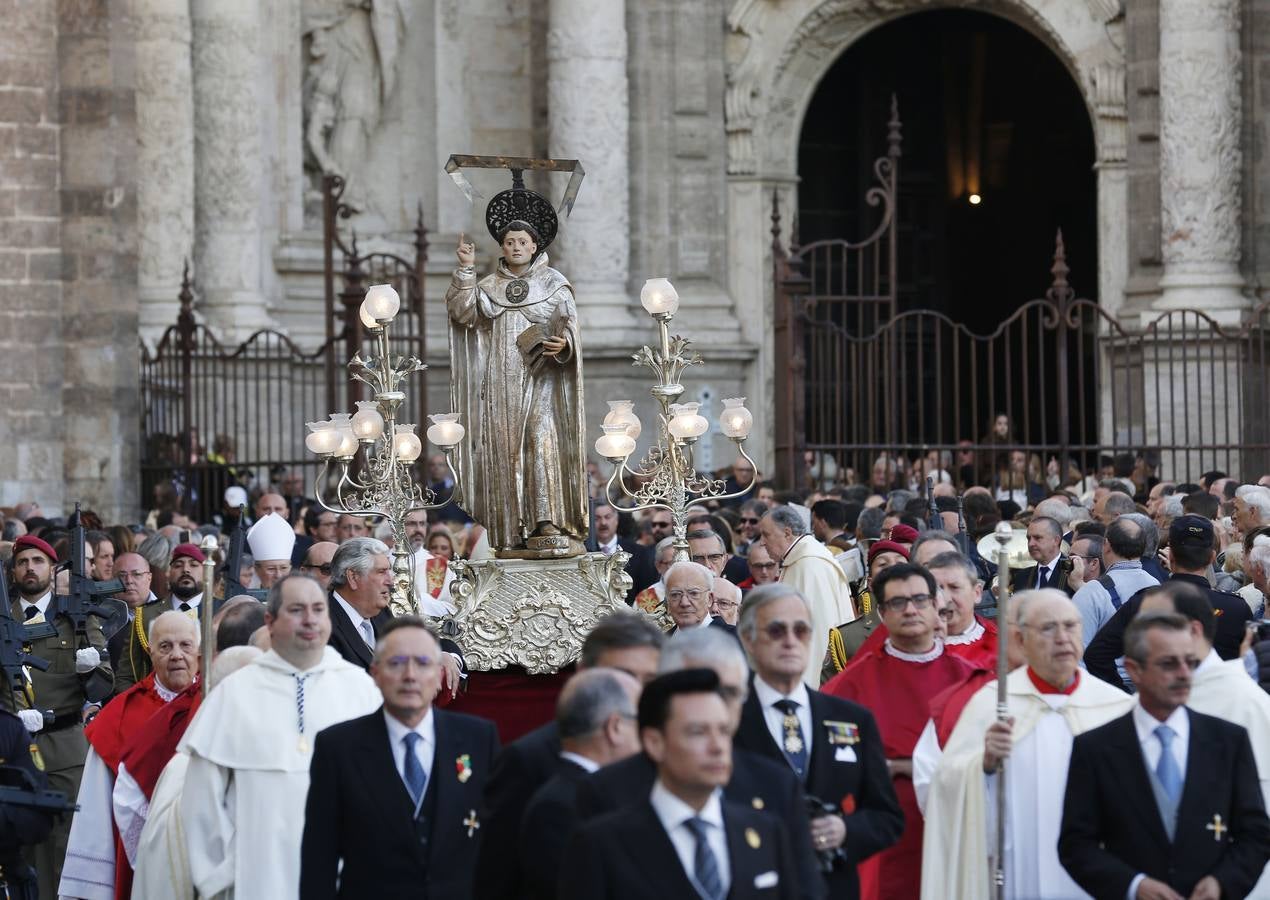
left=130, top=752, right=192, bottom=900
left=778, top=535, right=856, bottom=685
left=177, top=648, right=381, bottom=900
left=921, top=667, right=1132, bottom=900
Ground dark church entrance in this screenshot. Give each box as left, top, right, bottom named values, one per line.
left=797, top=9, right=1097, bottom=334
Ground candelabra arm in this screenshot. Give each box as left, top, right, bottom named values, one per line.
left=405, top=450, right=462, bottom=514
left=684, top=440, right=757, bottom=511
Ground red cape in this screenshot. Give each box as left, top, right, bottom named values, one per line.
left=929, top=667, right=995, bottom=747
left=120, top=684, right=203, bottom=800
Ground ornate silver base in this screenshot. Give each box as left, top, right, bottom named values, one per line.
left=439, top=550, right=633, bottom=673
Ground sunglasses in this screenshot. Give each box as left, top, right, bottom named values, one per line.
left=303, top=562, right=333, bottom=576
left=740, top=517, right=761, bottom=525
left=762, top=621, right=812, bottom=642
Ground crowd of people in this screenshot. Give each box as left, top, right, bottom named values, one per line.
left=7, top=440, right=1270, bottom=899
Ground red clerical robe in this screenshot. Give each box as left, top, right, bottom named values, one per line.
left=825, top=643, right=975, bottom=900
left=930, top=667, right=995, bottom=747
left=853, top=613, right=997, bottom=669
left=81, top=674, right=180, bottom=900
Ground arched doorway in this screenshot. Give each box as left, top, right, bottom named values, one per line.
left=797, top=9, right=1097, bottom=332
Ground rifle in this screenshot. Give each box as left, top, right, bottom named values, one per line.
left=48, top=503, right=127, bottom=642
left=0, top=765, right=76, bottom=816
left=0, top=565, right=56, bottom=716
left=926, top=477, right=940, bottom=531
left=221, top=506, right=267, bottom=604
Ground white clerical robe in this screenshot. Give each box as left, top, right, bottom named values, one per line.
left=58, top=749, right=115, bottom=900
left=779, top=535, right=856, bottom=685
left=178, top=647, right=381, bottom=900
left=921, top=667, right=1133, bottom=900
left=1189, top=651, right=1270, bottom=898
left=131, top=753, right=192, bottom=900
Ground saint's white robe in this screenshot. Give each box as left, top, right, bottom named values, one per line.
left=177, top=647, right=381, bottom=900
left=921, top=668, right=1133, bottom=900
left=1189, top=652, right=1270, bottom=898
left=779, top=535, right=856, bottom=685
left=131, top=753, right=192, bottom=900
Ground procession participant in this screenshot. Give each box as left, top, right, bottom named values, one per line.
left=59, top=611, right=201, bottom=900
left=823, top=562, right=974, bottom=900
left=632, top=537, right=676, bottom=615
left=760, top=506, right=855, bottom=685
left=921, top=590, right=1132, bottom=899
left=107, top=551, right=157, bottom=686
left=247, top=512, right=295, bottom=589
left=178, top=575, right=381, bottom=900
left=926, top=552, right=998, bottom=669
left=298, top=540, right=338, bottom=592
left=12, top=533, right=112, bottom=898
left=688, top=530, right=743, bottom=626
left=114, top=543, right=205, bottom=693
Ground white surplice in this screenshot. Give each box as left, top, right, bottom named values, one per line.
left=1190, top=650, right=1270, bottom=898
left=58, top=748, right=115, bottom=900
left=921, top=667, right=1133, bottom=900
left=131, top=753, right=192, bottom=900
left=177, top=647, right=381, bottom=900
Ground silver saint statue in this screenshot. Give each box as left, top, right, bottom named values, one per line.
left=445, top=183, right=588, bottom=557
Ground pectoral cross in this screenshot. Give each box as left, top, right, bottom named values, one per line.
left=463, top=809, right=480, bottom=838
left=1207, top=814, right=1227, bottom=841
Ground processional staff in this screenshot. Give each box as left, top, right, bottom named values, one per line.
left=991, top=520, right=1015, bottom=900
left=200, top=534, right=218, bottom=698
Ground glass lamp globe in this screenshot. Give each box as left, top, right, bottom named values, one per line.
left=426, top=413, right=466, bottom=449
left=305, top=421, right=341, bottom=455
left=351, top=401, right=385, bottom=441
left=668, top=401, right=708, bottom=440
left=393, top=424, right=423, bottom=463
left=328, top=413, right=358, bottom=458
left=640, top=277, right=679, bottom=317
left=603, top=400, right=642, bottom=440
left=594, top=424, right=636, bottom=461
left=361, top=283, right=400, bottom=325
left=719, top=397, right=753, bottom=440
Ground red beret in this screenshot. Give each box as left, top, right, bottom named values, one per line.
left=12, top=534, right=57, bottom=563
left=170, top=543, right=206, bottom=564
left=889, top=524, right=920, bottom=545
left=868, top=540, right=910, bottom=565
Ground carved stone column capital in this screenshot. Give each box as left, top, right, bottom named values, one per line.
left=1157, top=0, right=1245, bottom=310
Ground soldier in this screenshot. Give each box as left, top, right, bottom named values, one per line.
left=10, top=534, right=111, bottom=898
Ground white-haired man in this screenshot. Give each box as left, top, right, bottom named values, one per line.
left=760, top=505, right=856, bottom=684
left=1237, top=485, right=1270, bottom=537
left=663, top=560, right=737, bottom=636
left=922, top=590, right=1133, bottom=899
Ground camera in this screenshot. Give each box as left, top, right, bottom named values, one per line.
left=1251, top=619, right=1270, bottom=643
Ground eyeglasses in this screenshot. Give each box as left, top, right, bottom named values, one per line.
left=761, top=621, right=813, bottom=642
left=1022, top=620, right=1081, bottom=639
left=667, top=588, right=708, bottom=602
left=303, top=563, right=333, bottom=575
left=750, top=562, right=778, bottom=571
left=878, top=593, right=934, bottom=613
left=936, top=607, right=956, bottom=621
left=690, top=553, right=727, bottom=566
left=117, top=570, right=150, bottom=581
left=740, top=517, right=761, bottom=525
left=711, top=598, right=738, bottom=611
left=650, top=520, right=673, bottom=530
left=381, top=654, right=436, bottom=672
left=1147, top=656, right=1202, bottom=673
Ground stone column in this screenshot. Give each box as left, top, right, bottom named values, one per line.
left=547, top=0, right=636, bottom=335
left=1156, top=0, right=1245, bottom=315
left=191, top=0, right=271, bottom=339
left=135, top=0, right=195, bottom=344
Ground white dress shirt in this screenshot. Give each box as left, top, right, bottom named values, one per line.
left=597, top=535, right=619, bottom=556
left=171, top=592, right=203, bottom=614
left=20, top=592, right=52, bottom=620
left=1036, top=555, right=1061, bottom=588
left=650, top=780, right=731, bottom=898
left=384, top=708, right=436, bottom=805
left=333, top=592, right=375, bottom=649
left=559, top=751, right=601, bottom=774
left=1126, top=702, right=1190, bottom=900
left=752, top=676, right=813, bottom=762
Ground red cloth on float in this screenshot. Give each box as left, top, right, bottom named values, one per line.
left=825, top=644, right=975, bottom=900
left=446, top=668, right=572, bottom=743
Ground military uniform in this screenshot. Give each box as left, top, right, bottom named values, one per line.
left=13, top=595, right=111, bottom=900
left=112, top=598, right=169, bottom=694
left=0, top=707, right=56, bottom=900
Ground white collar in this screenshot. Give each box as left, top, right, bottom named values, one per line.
left=559, top=750, right=601, bottom=774
left=1193, top=647, right=1223, bottom=676
left=694, top=615, right=715, bottom=630
left=650, top=779, right=724, bottom=832
left=170, top=592, right=203, bottom=609
left=154, top=678, right=180, bottom=702
left=1039, top=555, right=1061, bottom=572
left=1132, top=700, right=1189, bottom=746
left=383, top=706, right=435, bottom=749
left=945, top=617, right=986, bottom=645
left=21, top=592, right=52, bottom=615
left=599, top=534, right=619, bottom=552
left=752, top=674, right=811, bottom=710
left=332, top=592, right=370, bottom=631
left=884, top=638, right=945, bottom=663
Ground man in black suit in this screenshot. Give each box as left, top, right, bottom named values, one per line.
left=586, top=503, right=641, bottom=557
left=561, top=669, right=800, bottom=900
left=518, top=668, right=643, bottom=899
left=626, top=509, right=675, bottom=598
left=325, top=537, right=464, bottom=696
left=1059, top=611, right=1270, bottom=900
left=665, top=561, right=739, bottom=638
left=575, top=625, right=826, bottom=900
left=474, top=613, right=665, bottom=900
left=1012, top=516, right=1075, bottom=595
left=734, top=583, right=902, bottom=900
left=1084, top=515, right=1253, bottom=688
left=300, top=615, right=500, bottom=900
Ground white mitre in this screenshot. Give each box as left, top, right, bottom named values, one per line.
left=247, top=512, right=295, bottom=562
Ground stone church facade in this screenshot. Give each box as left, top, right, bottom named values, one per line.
left=0, top=0, right=1265, bottom=520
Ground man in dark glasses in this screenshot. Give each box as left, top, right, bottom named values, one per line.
left=735, top=583, right=902, bottom=900
left=300, top=541, right=338, bottom=592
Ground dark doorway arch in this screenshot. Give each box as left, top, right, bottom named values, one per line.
left=797, top=8, right=1098, bottom=333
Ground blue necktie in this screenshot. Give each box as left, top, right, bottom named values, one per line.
left=774, top=699, right=809, bottom=780
left=403, top=732, right=427, bottom=807
left=685, top=817, right=724, bottom=900
left=1038, top=565, right=1050, bottom=588
left=1155, top=725, right=1183, bottom=805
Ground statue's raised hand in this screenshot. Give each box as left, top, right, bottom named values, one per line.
left=456, top=233, right=476, bottom=268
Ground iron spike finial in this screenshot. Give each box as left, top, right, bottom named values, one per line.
left=1051, top=228, right=1069, bottom=290
left=888, top=94, right=902, bottom=159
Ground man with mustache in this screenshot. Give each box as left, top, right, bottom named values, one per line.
left=10, top=534, right=112, bottom=898
left=60, top=612, right=202, bottom=900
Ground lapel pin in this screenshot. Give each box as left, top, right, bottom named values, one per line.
left=1207, top=814, right=1227, bottom=841
left=464, top=809, right=480, bottom=837
left=456, top=753, right=472, bottom=783
left=745, top=827, right=761, bottom=849
left=751, top=797, right=764, bottom=810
